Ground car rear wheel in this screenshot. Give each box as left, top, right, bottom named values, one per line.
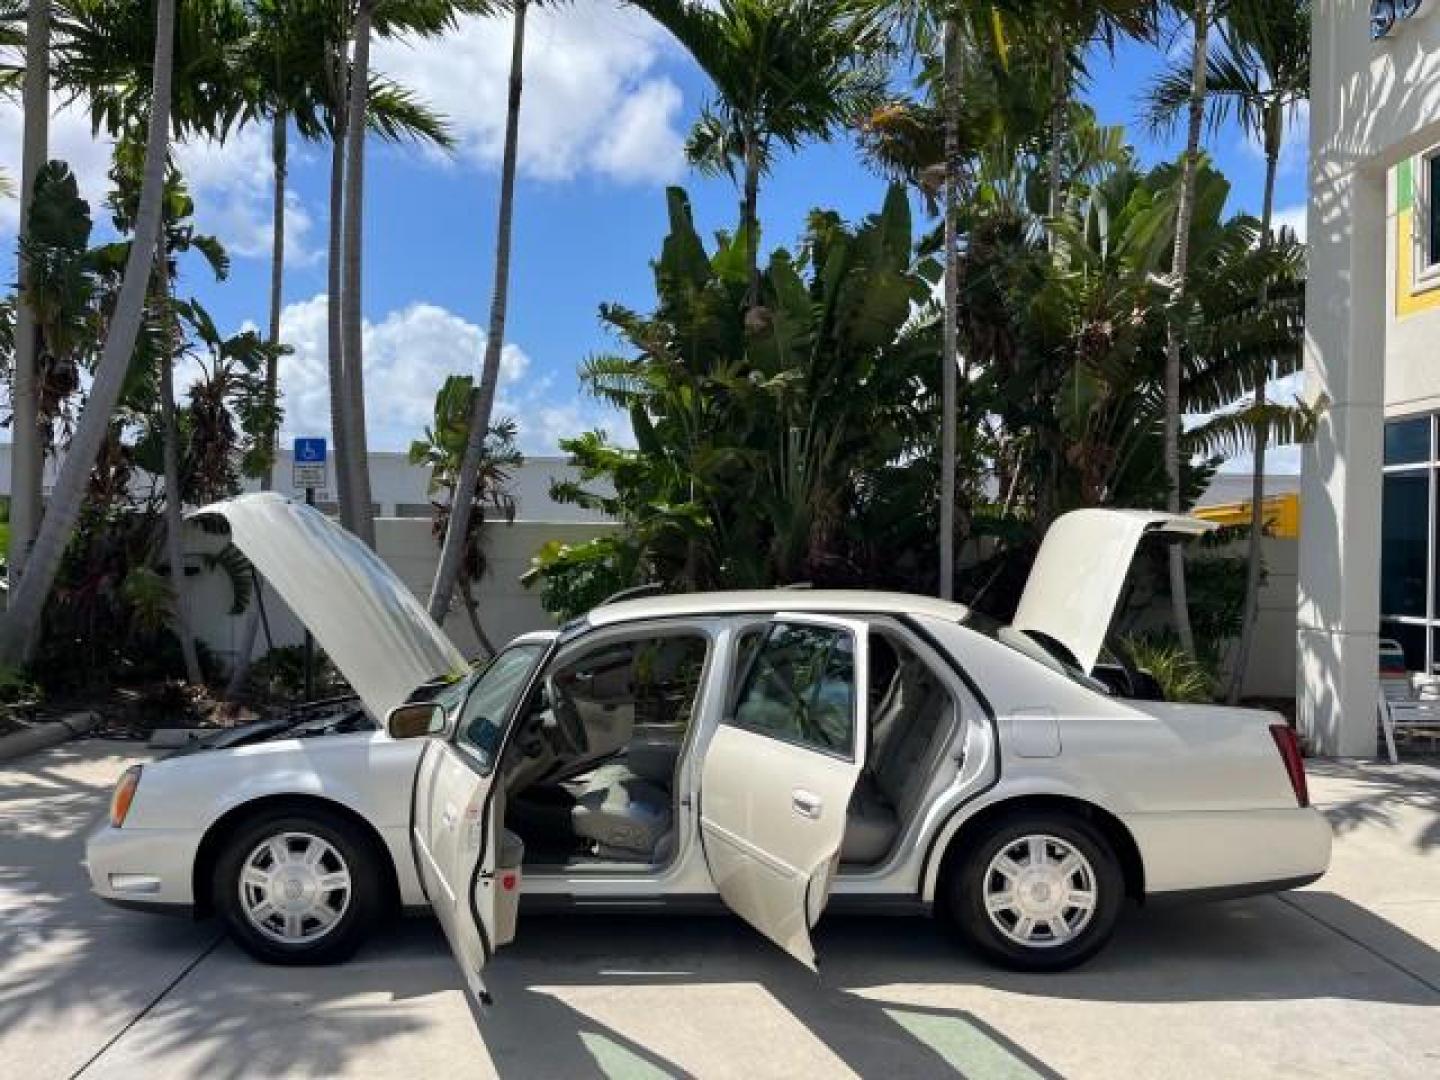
left=947, top=812, right=1123, bottom=972
left=214, top=810, right=383, bottom=965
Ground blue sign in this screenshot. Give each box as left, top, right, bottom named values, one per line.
left=294, top=437, right=327, bottom=464
left=1372, top=0, right=1427, bottom=40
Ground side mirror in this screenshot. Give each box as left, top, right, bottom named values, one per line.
left=386, top=702, right=447, bottom=741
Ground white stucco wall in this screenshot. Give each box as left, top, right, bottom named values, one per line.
left=1303, top=0, right=1440, bottom=753
left=0, top=445, right=614, bottom=523
left=185, top=519, right=616, bottom=671
left=1385, top=164, right=1440, bottom=416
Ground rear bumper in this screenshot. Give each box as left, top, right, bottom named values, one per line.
left=1126, top=806, right=1332, bottom=897
left=85, top=818, right=203, bottom=908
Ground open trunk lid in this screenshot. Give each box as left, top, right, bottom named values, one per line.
left=1012, top=509, right=1216, bottom=674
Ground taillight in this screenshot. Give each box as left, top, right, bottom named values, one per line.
left=1269, top=724, right=1309, bottom=808
left=110, top=766, right=142, bottom=827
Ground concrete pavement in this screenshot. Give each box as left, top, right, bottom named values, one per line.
left=2, top=740, right=1438, bottom=1079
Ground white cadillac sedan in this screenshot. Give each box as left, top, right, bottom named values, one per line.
left=86, top=494, right=1330, bottom=999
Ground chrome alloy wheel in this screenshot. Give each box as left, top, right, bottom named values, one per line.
left=238, top=832, right=352, bottom=945
left=982, top=834, right=1098, bottom=949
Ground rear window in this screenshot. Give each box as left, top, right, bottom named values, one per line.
left=962, top=611, right=1111, bottom=695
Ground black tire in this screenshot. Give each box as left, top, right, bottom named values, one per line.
left=946, top=812, right=1124, bottom=972
left=213, top=809, right=384, bottom=965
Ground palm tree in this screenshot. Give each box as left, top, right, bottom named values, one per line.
left=862, top=0, right=1014, bottom=599
left=1036, top=1, right=1154, bottom=250
left=633, top=0, right=888, bottom=305
left=226, top=1, right=453, bottom=694
left=333, top=0, right=482, bottom=548
left=8, top=0, right=50, bottom=591
left=0, top=0, right=178, bottom=665
left=410, top=377, right=521, bottom=654
left=1158, top=0, right=1214, bottom=658
left=339, top=0, right=377, bottom=547
left=427, top=0, right=528, bottom=622
left=1145, top=0, right=1310, bottom=700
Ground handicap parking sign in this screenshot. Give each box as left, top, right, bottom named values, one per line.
left=293, top=437, right=327, bottom=489
left=294, top=437, right=327, bottom=463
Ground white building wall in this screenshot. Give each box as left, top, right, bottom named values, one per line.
left=1304, top=0, right=1440, bottom=754
left=0, top=444, right=613, bottom=523
left=1385, top=168, right=1440, bottom=416
left=186, top=518, right=617, bottom=670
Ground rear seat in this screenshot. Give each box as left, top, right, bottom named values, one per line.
left=841, top=657, right=950, bottom=864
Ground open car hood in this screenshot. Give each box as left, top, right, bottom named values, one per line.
left=190, top=493, right=468, bottom=719
left=1012, top=509, right=1217, bottom=675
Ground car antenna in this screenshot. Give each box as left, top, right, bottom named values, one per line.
left=598, top=582, right=665, bottom=606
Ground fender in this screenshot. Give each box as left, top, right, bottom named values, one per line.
left=918, top=775, right=1137, bottom=904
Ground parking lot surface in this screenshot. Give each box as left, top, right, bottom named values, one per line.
left=2, top=739, right=1438, bottom=1079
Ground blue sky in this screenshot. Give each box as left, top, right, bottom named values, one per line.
left=0, top=4, right=1309, bottom=463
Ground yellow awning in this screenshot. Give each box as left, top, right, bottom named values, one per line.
left=1193, top=492, right=1299, bottom=538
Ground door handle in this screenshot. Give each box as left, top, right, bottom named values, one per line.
left=792, top=789, right=822, bottom=819
left=441, top=804, right=457, bottom=829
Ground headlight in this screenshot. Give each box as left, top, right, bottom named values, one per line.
left=110, top=766, right=142, bottom=828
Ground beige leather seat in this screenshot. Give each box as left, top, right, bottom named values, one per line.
left=841, top=658, right=950, bottom=864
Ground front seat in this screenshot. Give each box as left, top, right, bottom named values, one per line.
left=570, top=761, right=673, bottom=861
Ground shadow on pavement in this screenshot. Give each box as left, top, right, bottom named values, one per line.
left=465, top=893, right=1439, bottom=1079
left=1310, top=759, right=1440, bottom=851
left=5, top=741, right=1437, bottom=1079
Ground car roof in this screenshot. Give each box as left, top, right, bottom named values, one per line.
left=585, top=589, right=971, bottom=629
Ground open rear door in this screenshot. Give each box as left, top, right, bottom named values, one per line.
left=699, top=614, right=868, bottom=968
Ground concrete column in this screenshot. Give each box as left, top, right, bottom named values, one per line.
left=1297, top=164, right=1387, bottom=757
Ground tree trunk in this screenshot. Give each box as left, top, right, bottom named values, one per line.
left=341, top=0, right=376, bottom=548
left=158, top=255, right=203, bottom=685
left=938, top=17, right=961, bottom=602
left=1163, top=1, right=1210, bottom=659
left=459, top=575, right=497, bottom=658
left=9, top=0, right=51, bottom=589
left=326, top=45, right=355, bottom=534
left=0, top=0, right=177, bottom=666
left=1226, top=130, right=1281, bottom=705
left=227, top=113, right=288, bottom=699
left=743, top=120, right=761, bottom=309
left=1047, top=31, right=1068, bottom=252
left=427, top=0, right=527, bottom=621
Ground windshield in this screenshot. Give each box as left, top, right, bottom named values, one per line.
left=453, top=643, right=548, bottom=773
left=963, top=611, right=1112, bottom=695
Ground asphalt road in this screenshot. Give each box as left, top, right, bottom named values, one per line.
left=2, top=739, right=1439, bottom=1079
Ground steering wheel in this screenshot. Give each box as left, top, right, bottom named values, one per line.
left=548, top=684, right=588, bottom=755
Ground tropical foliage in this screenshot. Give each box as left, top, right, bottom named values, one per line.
left=0, top=0, right=1317, bottom=708
left=526, top=183, right=944, bottom=619
left=410, top=375, right=523, bottom=656
left=529, top=110, right=1309, bottom=685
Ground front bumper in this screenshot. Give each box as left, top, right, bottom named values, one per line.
left=85, top=818, right=203, bottom=909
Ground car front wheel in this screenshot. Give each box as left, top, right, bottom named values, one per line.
left=214, top=810, right=383, bottom=965
left=948, top=812, right=1124, bottom=972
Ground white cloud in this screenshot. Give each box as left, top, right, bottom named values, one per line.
left=273, top=293, right=624, bottom=455
left=0, top=96, right=315, bottom=263
left=373, top=1, right=687, bottom=184
left=175, top=127, right=318, bottom=265
left=1272, top=203, right=1308, bottom=244
left=0, top=98, right=115, bottom=234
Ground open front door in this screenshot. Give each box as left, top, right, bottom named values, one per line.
left=409, top=644, right=540, bottom=1005
left=411, top=738, right=514, bottom=1007
left=699, top=614, right=868, bottom=968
